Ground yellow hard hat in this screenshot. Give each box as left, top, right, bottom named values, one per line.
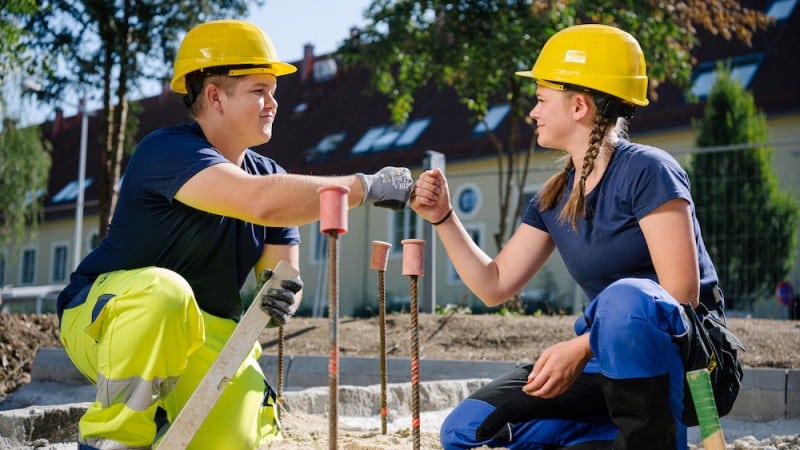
left=170, top=20, right=297, bottom=94
left=516, top=24, right=649, bottom=107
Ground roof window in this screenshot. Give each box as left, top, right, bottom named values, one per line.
left=351, top=118, right=431, bottom=153
left=472, top=104, right=511, bottom=134
left=767, top=0, right=796, bottom=21
left=690, top=55, right=763, bottom=99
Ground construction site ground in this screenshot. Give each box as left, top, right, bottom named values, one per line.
left=1, top=312, right=799, bottom=449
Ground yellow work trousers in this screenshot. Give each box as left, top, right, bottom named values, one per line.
left=59, top=266, right=281, bottom=449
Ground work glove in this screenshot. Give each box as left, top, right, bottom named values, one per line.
left=357, top=166, right=413, bottom=210
left=257, top=268, right=304, bottom=328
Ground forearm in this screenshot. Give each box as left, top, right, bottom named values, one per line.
left=434, top=212, right=507, bottom=306
left=253, top=173, right=366, bottom=226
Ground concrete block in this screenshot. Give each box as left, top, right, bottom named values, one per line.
left=729, top=368, right=787, bottom=421
left=30, top=348, right=88, bottom=385
left=260, top=355, right=518, bottom=391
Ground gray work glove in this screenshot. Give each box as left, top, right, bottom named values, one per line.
left=357, top=166, right=413, bottom=210
left=257, top=268, right=303, bottom=328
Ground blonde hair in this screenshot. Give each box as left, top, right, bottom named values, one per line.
left=537, top=92, right=629, bottom=229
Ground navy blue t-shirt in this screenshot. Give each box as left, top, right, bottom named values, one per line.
left=523, top=140, right=719, bottom=304
left=57, top=122, right=301, bottom=320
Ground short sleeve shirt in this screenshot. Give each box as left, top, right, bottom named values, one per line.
left=523, top=140, right=718, bottom=303
left=58, top=122, right=301, bottom=320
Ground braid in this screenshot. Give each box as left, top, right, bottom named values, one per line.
left=538, top=157, right=573, bottom=211
left=558, top=111, right=613, bottom=229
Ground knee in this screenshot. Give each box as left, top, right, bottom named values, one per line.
left=440, top=399, right=494, bottom=449
left=136, top=267, right=196, bottom=315
left=592, top=278, right=670, bottom=325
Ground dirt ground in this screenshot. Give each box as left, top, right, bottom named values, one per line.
left=3, top=311, right=800, bottom=400
left=1, top=311, right=799, bottom=449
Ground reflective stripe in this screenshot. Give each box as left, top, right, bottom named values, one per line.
left=96, top=373, right=180, bottom=411
left=80, top=435, right=151, bottom=450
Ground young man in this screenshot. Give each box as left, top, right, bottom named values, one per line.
left=56, top=19, right=413, bottom=450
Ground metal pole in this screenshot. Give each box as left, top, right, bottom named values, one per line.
left=317, top=185, right=349, bottom=450
left=421, top=151, right=445, bottom=313
left=73, top=97, right=88, bottom=270
left=370, top=241, right=392, bottom=434
left=401, top=238, right=426, bottom=450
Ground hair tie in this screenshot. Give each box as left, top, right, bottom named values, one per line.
left=431, top=208, right=454, bottom=226
left=580, top=175, right=588, bottom=182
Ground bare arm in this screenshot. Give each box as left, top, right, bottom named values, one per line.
left=411, top=169, right=555, bottom=306
left=175, top=162, right=366, bottom=227
left=639, top=198, right=700, bottom=308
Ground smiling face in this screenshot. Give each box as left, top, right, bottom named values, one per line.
left=528, top=83, right=598, bottom=154
left=528, top=85, right=575, bottom=150
left=216, top=73, right=279, bottom=148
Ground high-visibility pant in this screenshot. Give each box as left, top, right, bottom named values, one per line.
left=59, top=266, right=281, bottom=450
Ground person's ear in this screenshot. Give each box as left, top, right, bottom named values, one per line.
left=204, top=83, right=224, bottom=113
left=572, top=93, right=593, bottom=120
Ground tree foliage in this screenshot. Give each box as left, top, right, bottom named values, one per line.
left=22, top=0, right=261, bottom=238
left=688, top=67, right=799, bottom=311
left=0, top=118, right=52, bottom=247
left=0, top=0, right=48, bottom=85
left=338, top=0, right=771, bottom=252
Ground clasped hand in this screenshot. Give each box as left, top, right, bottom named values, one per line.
left=410, top=168, right=452, bottom=224
left=257, top=268, right=304, bottom=328
left=358, top=166, right=414, bottom=210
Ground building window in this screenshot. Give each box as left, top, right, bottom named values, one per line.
left=690, top=55, right=763, bottom=99
left=351, top=118, right=431, bottom=154
left=767, top=0, right=796, bottom=21
left=305, top=132, right=346, bottom=162
left=20, top=247, right=36, bottom=285
left=472, top=104, right=511, bottom=134
left=448, top=224, right=484, bottom=284
left=51, top=178, right=94, bottom=203
left=390, top=209, right=418, bottom=254
left=52, top=243, right=69, bottom=283
left=455, top=183, right=482, bottom=219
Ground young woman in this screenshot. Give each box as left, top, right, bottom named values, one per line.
left=411, top=24, right=722, bottom=450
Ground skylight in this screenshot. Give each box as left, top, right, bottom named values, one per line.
left=472, top=104, right=511, bottom=134
left=351, top=118, right=431, bottom=154
left=52, top=178, right=94, bottom=203
left=690, top=57, right=762, bottom=99
left=767, top=0, right=796, bottom=20
left=305, top=132, right=347, bottom=162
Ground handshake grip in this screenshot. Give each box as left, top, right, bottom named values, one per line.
left=357, top=166, right=413, bottom=210
left=257, top=267, right=304, bottom=328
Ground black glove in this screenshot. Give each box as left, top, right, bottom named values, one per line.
left=357, top=166, right=413, bottom=210
left=257, top=268, right=303, bottom=328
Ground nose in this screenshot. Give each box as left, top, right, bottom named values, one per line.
left=528, top=105, right=538, bottom=122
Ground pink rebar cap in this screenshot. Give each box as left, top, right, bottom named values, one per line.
left=401, top=239, right=426, bottom=276
left=318, top=185, right=350, bottom=234
left=370, top=241, right=392, bottom=271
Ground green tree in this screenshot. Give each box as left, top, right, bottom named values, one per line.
left=688, top=67, right=799, bottom=311
left=0, top=0, right=48, bottom=84
left=0, top=118, right=52, bottom=247
left=339, top=0, right=770, bottom=253
left=0, top=1, right=53, bottom=248
left=22, top=0, right=262, bottom=238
